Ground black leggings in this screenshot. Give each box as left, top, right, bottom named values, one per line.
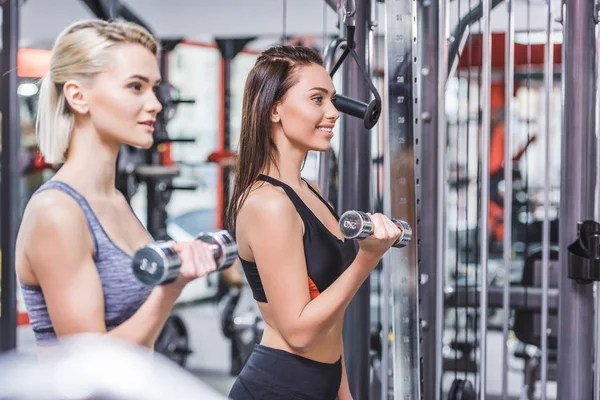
left=228, top=344, right=342, bottom=400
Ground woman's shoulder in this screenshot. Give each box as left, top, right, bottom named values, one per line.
left=18, top=187, right=92, bottom=273
left=240, top=183, right=294, bottom=219
left=23, top=187, right=86, bottom=228
left=237, top=181, right=301, bottom=234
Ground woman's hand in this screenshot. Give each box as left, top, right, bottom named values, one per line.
left=166, top=240, right=218, bottom=289
left=356, top=213, right=403, bottom=264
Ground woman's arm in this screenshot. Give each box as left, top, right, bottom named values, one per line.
left=21, top=195, right=215, bottom=348
left=239, top=189, right=400, bottom=353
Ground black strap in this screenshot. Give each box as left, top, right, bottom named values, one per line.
left=257, top=174, right=340, bottom=222
left=256, top=174, right=312, bottom=219
left=301, top=178, right=339, bottom=220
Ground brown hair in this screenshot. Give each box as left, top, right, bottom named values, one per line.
left=225, top=45, right=323, bottom=230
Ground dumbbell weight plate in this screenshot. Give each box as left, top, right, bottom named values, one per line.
left=132, top=242, right=181, bottom=286
left=339, top=210, right=373, bottom=240
left=393, top=219, right=412, bottom=248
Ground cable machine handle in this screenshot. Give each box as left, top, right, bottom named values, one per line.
left=327, top=0, right=382, bottom=130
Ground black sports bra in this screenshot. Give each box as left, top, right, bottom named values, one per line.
left=238, top=174, right=358, bottom=303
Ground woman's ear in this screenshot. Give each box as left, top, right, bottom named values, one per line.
left=63, top=80, right=89, bottom=114
left=270, top=102, right=281, bottom=124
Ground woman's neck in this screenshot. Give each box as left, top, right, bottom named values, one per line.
left=53, top=125, right=120, bottom=198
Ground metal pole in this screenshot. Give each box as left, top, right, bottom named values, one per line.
left=501, top=1, right=515, bottom=398
left=595, top=14, right=600, bottom=400
left=316, top=152, right=331, bottom=200
left=540, top=2, right=553, bottom=399
left=325, top=0, right=337, bottom=11
left=381, top=251, right=391, bottom=400
left=320, top=36, right=346, bottom=200
left=215, top=39, right=252, bottom=227
left=221, top=49, right=232, bottom=227
left=479, top=0, right=492, bottom=396
left=0, top=0, right=21, bottom=352
left=434, top=0, right=448, bottom=399
left=384, top=0, right=421, bottom=397
left=340, top=1, right=372, bottom=398
left=378, top=5, right=391, bottom=398
left=557, top=0, right=597, bottom=398
left=417, top=0, right=444, bottom=394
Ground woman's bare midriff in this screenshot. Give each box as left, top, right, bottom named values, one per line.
left=257, top=302, right=344, bottom=364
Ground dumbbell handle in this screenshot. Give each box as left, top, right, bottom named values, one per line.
left=196, top=230, right=238, bottom=271
left=339, top=210, right=412, bottom=248
left=134, top=243, right=221, bottom=281
left=207, top=243, right=223, bottom=261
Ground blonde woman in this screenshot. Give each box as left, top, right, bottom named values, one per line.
left=15, top=19, right=217, bottom=349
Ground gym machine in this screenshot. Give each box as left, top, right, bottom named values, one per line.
left=326, top=0, right=382, bottom=131
left=381, top=0, right=424, bottom=398
left=370, top=0, right=569, bottom=398
left=557, top=1, right=599, bottom=398
left=0, top=0, right=20, bottom=353
left=213, top=38, right=255, bottom=229
left=324, top=1, right=384, bottom=398
left=416, top=0, right=600, bottom=398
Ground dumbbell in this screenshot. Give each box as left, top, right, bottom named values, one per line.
left=132, top=230, right=238, bottom=286
left=338, top=210, right=412, bottom=248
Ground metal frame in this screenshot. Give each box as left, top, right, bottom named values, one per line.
left=595, top=10, right=600, bottom=400
left=0, top=0, right=21, bottom=352
left=435, top=0, right=448, bottom=399
left=479, top=0, right=492, bottom=396
left=384, top=0, right=422, bottom=398
left=339, top=1, right=374, bottom=398
left=557, top=0, right=597, bottom=398
left=416, top=0, right=444, bottom=399
left=447, top=0, right=504, bottom=80
left=540, top=1, right=554, bottom=398
left=319, top=37, right=348, bottom=200
left=80, top=0, right=152, bottom=31
left=501, top=0, right=515, bottom=398
left=214, top=38, right=254, bottom=228
left=446, top=286, right=559, bottom=311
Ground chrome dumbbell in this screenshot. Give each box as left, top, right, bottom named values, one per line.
left=338, top=210, right=412, bottom=248
left=132, top=230, right=238, bottom=286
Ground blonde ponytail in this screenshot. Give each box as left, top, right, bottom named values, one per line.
left=36, top=73, right=74, bottom=164
left=35, top=19, right=159, bottom=164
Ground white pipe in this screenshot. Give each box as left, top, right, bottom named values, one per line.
left=435, top=0, right=449, bottom=399
left=501, top=1, right=515, bottom=398
left=479, top=0, right=492, bottom=397
left=540, top=1, right=554, bottom=399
